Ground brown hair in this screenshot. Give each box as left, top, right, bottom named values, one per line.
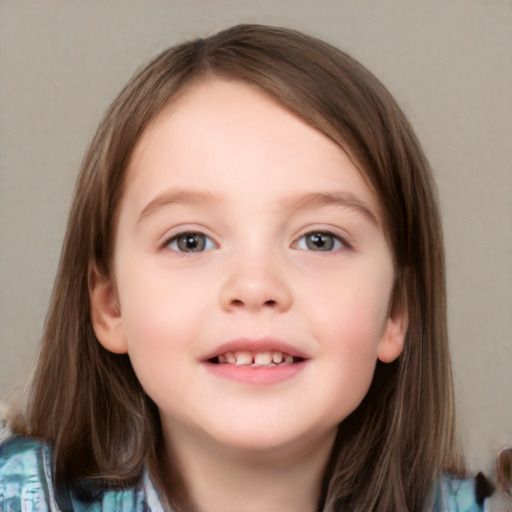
left=19, top=24, right=462, bottom=511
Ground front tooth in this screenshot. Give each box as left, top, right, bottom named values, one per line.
left=235, top=351, right=253, bottom=365
left=272, top=351, right=283, bottom=364
left=254, top=352, right=272, bottom=366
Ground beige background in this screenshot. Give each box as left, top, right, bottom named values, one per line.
left=0, top=0, right=510, bottom=500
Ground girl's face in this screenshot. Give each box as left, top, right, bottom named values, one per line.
left=91, top=78, right=407, bottom=461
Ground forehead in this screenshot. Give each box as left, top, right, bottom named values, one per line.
left=124, top=77, right=383, bottom=221
left=129, top=77, right=341, bottom=170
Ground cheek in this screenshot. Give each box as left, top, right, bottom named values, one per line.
left=314, top=276, right=392, bottom=347
left=117, top=258, right=210, bottom=334
left=114, top=268, right=203, bottom=390
left=122, top=303, right=197, bottom=413
left=306, top=259, right=394, bottom=405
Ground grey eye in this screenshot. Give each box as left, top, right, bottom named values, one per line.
left=167, top=232, right=215, bottom=253
left=296, top=232, right=344, bottom=252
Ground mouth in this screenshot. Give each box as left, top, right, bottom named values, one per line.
left=203, top=339, right=309, bottom=384
left=209, top=350, right=305, bottom=367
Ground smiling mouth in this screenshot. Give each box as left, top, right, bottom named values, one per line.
left=209, top=351, right=305, bottom=367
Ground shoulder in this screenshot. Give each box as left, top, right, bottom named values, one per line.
left=0, top=436, right=59, bottom=510
left=431, top=474, right=486, bottom=512
left=0, top=436, right=168, bottom=512
left=0, top=436, right=54, bottom=485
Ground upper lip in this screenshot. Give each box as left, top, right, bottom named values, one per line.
left=203, top=337, right=310, bottom=361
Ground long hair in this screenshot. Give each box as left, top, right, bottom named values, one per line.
left=19, top=24, right=462, bottom=511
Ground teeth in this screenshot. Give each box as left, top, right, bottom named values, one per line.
left=215, top=350, right=297, bottom=366
left=254, top=352, right=273, bottom=366
left=272, top=351, right=283, bottom=364
left=234, top=351, right=252, bottom=365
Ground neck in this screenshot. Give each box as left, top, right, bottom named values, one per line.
left=162, top=425, right=335, bottom=512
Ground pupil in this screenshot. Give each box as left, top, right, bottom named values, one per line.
left=308, top=233, right=333, bottom=251
left=178, top=233, right=204, bottom=252
left=312, top=234, right=324, bottom=247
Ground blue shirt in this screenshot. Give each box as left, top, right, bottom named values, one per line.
left=0, top=436, right=485, bottom=511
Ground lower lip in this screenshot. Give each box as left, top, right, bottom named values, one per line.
left=203, top=361, right=307, bottom=385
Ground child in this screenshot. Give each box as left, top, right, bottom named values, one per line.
left=0, top=24, right=487, bottom=512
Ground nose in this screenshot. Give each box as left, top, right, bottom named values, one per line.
left=219, top=251, right=293, bottom=313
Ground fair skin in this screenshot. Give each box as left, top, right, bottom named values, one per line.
left=90, top=78, right=407, bottom=512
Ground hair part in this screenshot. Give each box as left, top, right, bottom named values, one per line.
left=19, top=24, right=462, bottom=511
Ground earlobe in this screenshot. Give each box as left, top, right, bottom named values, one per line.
left=377, top=277, right=409, bottom=363
left=377, top=309, right=408, bottom=363
left=89, top=265, right=128, bottom=354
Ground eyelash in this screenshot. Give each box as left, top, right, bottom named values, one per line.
left=164, top=231, right=216, bottom=253
left=163, top=229, right=350, bottom=254
left=294, top=231, right=350, bottom=252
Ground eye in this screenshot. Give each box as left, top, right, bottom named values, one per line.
left=166, top=232, right=215, bottom=253
left=295, top=231, right=346, bottom=252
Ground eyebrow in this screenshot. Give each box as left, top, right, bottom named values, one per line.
left=136, top=189, right=379, bottom=227
left=136, top=189, right=221, bottom=225
left=281, top=191, right=379, bottom=227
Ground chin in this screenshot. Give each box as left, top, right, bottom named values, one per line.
left=204, top=420, right=338, bottom=463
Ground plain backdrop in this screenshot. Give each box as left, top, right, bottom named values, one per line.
left=0, top=0, right=510, bottom=502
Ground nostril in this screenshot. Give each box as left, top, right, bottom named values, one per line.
left=229, top=298, right=277, bottom=308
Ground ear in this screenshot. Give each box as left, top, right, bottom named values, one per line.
left=377, top=276, right=409, bottom=363
left=377, top=308, right=408, bottom=363
left=89, top=265, right=128, bottom=354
